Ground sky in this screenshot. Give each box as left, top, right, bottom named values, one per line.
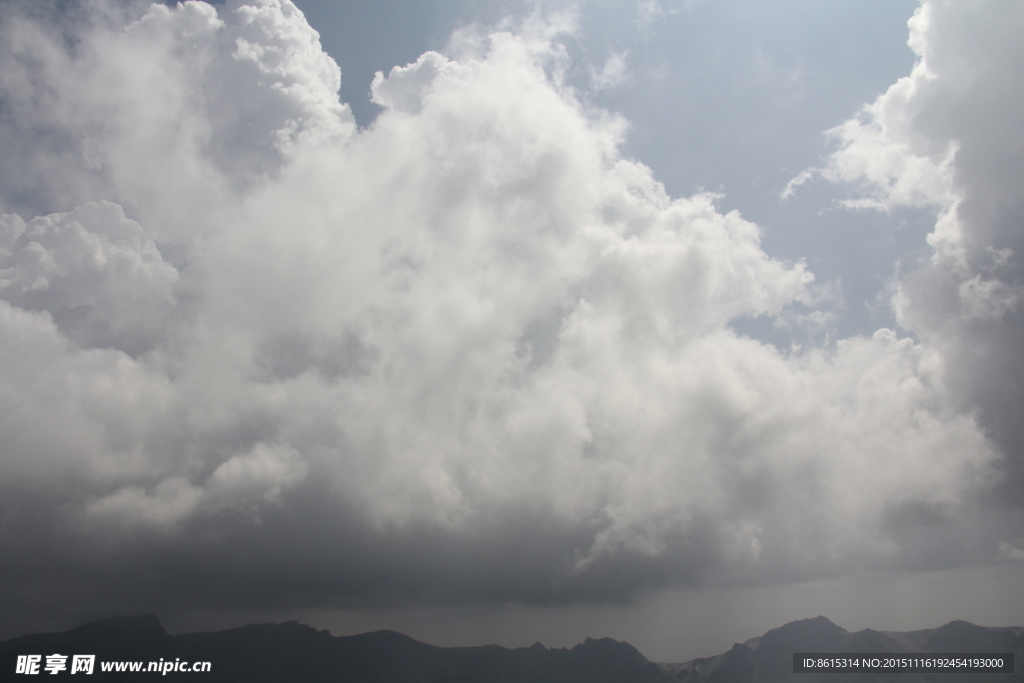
left=0, top=0, right=1023, bottom=664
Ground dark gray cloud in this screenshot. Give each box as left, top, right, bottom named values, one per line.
left=0, top=0, right=1019, bottom=643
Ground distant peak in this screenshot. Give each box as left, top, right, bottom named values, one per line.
left=572, top=636, right=647, bottom=662
left=774, top=615, right=846, bottom=635
left=579, top=636, right=626, bottom=647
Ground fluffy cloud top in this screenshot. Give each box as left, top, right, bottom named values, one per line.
left=0, top=0, right=1014, bottom=624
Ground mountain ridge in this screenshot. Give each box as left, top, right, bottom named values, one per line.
left=2, top=614, right=1021, bottom=682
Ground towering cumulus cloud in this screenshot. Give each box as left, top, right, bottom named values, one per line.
left=0, top=0, right=1013, bottom=627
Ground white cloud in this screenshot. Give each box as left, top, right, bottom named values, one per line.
left=0, top=0, right=354, bottom=230
left=636, top=0, right=679, bottom=35
left=780, top=168, right=815, bottom=201
left=0, top=0, right=1008, bottom=616
left=86, top=442, right=307, bottom=528
left=816, top=0, right=1024, bottom=521
left=590, top=51, right=629, bottom=91
left=0, top=201, right=178, bottom=354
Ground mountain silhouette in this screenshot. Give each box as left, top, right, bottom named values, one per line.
left=1, top=614, right=1020, bottom=682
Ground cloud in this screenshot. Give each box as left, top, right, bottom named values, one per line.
left=997, top=541, right=1024, bottom=561
left=780, top=169, right=815, bottom=201
left=0, top=202, right=178, bottom=355
left=0, top=0, right=354, bottom=226
left=636, top=0, right=679, bottom=35
left=817, top=0, right=1024, bottom=512
left=0, top=0, right=1010, bottom=624
left=590, top=51, right=629, bottom=91
left=85, top=442, right=307, bottom=527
